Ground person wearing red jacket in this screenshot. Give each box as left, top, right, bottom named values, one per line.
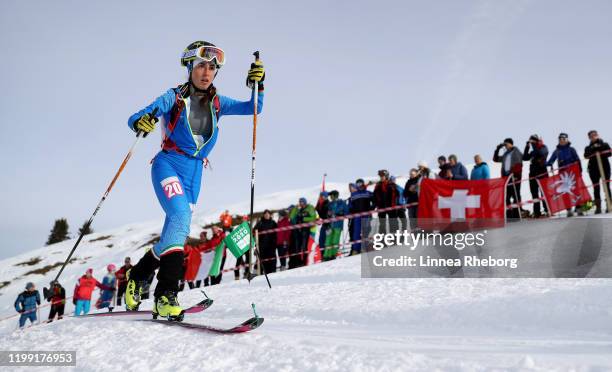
left=276, top=209, right=291, bottom=271
left=183, top=243, right=203, bottom=289
left=73, top=268, right=111, bottom=315
left=114, top=257, right=132, bottom=307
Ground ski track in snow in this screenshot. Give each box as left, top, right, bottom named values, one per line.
left=1, top=256, right=612, bottom=371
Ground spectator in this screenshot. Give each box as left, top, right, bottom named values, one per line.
left=523, top=134, right=549, bottom=217
left=315, top=191, right=330, bottom=259
left=219, top=210, right=233, bottom=232
left=374, top=169, right=399, bottom=236
left=448, top=154, right=468, bottom=180
left=584, top=130, right=611, bottom=214
left=276, top=209, right=291, bottom=271
left=95, top=264, right=117, bottom=312
left=547, top=133, right=581, bottom=170
left=417, top=160, right=432, bottom=179
left=547, top=133, right=582, bottom=216
left=403, top=169, right=420, bottom=230
left=494, top=138, right=524, bottom=218
left=288, top=197, right=318, bottom=269
left=14, top=282, right=40, bottom=329
left=470, top=154, right=490, bottom=180
left=44, top=280, right=65, bottom=323
left=437, top=156, right=448, bottom=179
left=184, top=240, right=204, bottom=290
left=348, top=179, right=374, bottom=255
left=438, top=163, right=453, bottom=180
left=194, top=231, right=213, bottom=287
left=115, top=257, right=132, bottom=307
left=324, top=190, right=349, bottom=261
left=73, top=268, right=110, bottom=316
left=255, top=209, right=278, bottom=273
left=390, top=176, right=407, bottom=230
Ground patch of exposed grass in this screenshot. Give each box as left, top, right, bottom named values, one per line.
left=21, top=258, right=77, bottom=276
left=0, top=281, right=10, bottom=290
left=89, top=235, right=113, bottom=242
left=14, top=257, right=43, bottom=267
left=138, top=235, right=160, bottom=249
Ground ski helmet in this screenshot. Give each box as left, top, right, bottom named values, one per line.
left=107, top=264, right=116, bottom=272
left=181, top=41, right=225, bottom=71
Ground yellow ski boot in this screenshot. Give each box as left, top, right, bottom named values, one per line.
left=155, top=291, right=184, bottom=321
left=124, top=269, right=142, bottom=311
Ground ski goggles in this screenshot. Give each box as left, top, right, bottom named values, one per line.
left=182, top=46, right=226, bottom=67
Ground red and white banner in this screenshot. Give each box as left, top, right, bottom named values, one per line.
left=417, top=178, right=507, bottom=230
left=538, top=163, right=592, bottom=214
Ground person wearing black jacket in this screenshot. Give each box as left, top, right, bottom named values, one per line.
left=43, top=280, right=66, bottom=322
left=315, top=192, right=330, bottom=258
left=584, top=130, right=611, bottom=214
left=374, top=169, right=399, bottom=235
left=523, top=134, right=549, bottom=217
left=403, top=169, right=420, bottom=230
left=255, top=210, right=278, bottom=273
left=348, top=179, right=375, bottom=254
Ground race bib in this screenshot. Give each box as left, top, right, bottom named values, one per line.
left=161, top=176, right=184, bottom=199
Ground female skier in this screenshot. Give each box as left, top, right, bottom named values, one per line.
left=124, top=41, right=265, bottom=321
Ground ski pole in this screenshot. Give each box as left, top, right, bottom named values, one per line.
left=54, top=108, right=158, bottom=282
left=247, top=51, right=272, bottom=289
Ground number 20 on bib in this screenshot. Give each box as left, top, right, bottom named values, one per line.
left=161, top=176, right=184, bottom=199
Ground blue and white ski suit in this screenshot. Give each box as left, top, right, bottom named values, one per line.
left=128, top=86, right=263, bottom=258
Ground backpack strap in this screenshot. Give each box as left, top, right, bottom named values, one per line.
left=160, top=90, right=187, bottom=155
left=213, top=95, right=220, bottom=120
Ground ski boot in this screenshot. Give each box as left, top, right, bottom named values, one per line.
left=124, top=269, right=142, bottom=311
left=155, top=291, right=184, bottom=321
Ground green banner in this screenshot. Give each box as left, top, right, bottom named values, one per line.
left=208, top=241, right=225, bottom=277
left=224, top=221, right=254, bottom=259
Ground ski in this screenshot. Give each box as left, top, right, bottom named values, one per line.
left=76, top=298, right=213, bottom=318
left=138, top=316, right=264, bottom=334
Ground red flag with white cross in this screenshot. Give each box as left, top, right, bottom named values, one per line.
left=538, top=163, right=591, bottom=215
left=417, top=177, right=508, bottom=230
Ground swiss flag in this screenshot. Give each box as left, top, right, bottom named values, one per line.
left=538, top=163, right=591, bottom=214
left=417, top=178, right=507, bottom=230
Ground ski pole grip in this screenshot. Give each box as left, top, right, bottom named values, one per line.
left=136, top=107, right=159, bottom=137
left=253, top=51, right=260, bottom=62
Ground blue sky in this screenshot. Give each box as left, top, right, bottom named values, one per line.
left=1, top=0, right=611, bottom=258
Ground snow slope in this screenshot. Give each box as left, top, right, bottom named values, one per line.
left=1, top=254, right=612, bottom=371
left=1, top=167, right=611, bottom=371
